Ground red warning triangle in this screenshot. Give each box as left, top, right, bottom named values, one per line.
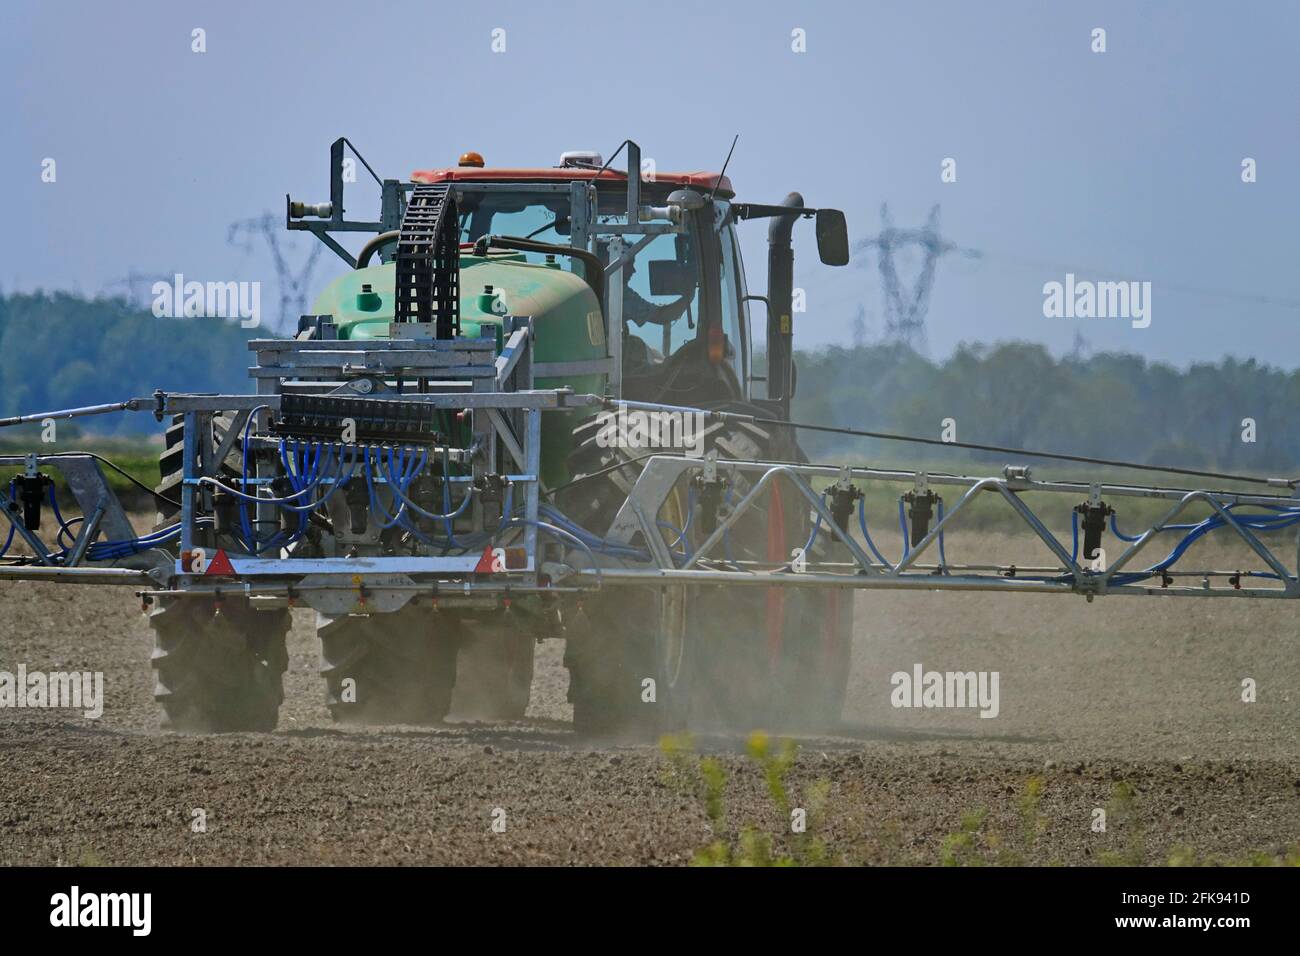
left=204, top=549, right=236, bottom=576
left=474, top=546, right=496, bottom=574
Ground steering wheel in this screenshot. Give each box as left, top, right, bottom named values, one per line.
left=629, top=294, right=691, bottom=328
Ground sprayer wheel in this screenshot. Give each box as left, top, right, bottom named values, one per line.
left=317, top=605, right=457, bottom=725
left=150, top=597, right=290, bottom=733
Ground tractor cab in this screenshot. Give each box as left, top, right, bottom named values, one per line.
left=287, top=138, right=848, bottom=418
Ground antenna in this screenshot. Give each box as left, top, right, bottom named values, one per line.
left=707, top=134, right=739, bottom=203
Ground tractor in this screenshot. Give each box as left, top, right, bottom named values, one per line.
left=146, top=138, right=853, bottom=734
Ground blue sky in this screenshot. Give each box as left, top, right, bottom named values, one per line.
left=3, top=0, right=1297, bottom=366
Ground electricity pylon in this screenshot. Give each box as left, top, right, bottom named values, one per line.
left=854, top=204, right=981, bottom=351
left=228, top=212, right=323, bottom=333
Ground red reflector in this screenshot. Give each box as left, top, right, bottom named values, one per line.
left=205, top=549, right=236, bottom=576
left=183, top=548, right=235, bottom=576
left=475, top=547, right=497, bottom=573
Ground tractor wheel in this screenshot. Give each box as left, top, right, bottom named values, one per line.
left=150, top=597, right=290, bottom=733
left=317, top=605, right=458, bottom=725
left=449, top=619, right=535, bottom=721
left=807, top=588, right=854, bottom=727
left=553, top=415, right=645, bottom=535
left=564, top=584, right=690, bottom=738
left=558, top=408, right=852, bottom=734
left=733, top=474, right=853, bottom=732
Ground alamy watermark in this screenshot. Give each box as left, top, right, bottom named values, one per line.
left=890, top=662, right=999, bottom=718
left=151, top=273, right=261, bottom=328
left=1042, top=273, right=1151, bottom=329
left=594, top=402, right=707, bottom=458
left=50, top=886, right=150, bottom=936
left=0, top=665, right=103, bottom=719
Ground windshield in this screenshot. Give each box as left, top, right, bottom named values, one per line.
left=618, top=231, right=701, bottom=364
left=456, top=190, right=572, bottom=252
left=593, top=189, right=703, bottom=369
left=451, top=184, right=737, bottom=384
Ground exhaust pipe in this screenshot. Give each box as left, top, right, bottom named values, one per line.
left=766, top=192, right=804, bottom=414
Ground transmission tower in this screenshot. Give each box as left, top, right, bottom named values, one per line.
left=854, top=204, right=980, bottom=351
left=228, top=212, right=323, bottom=333
left=99, top=271, right=175, bottom=311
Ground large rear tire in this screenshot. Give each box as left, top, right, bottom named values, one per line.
left=317, top=605, right=458, bottom=725
left=564, top=584, right=689, bottom=738
left=150, top=598, right=290, bottom=733
left=558, top=408, right=853, bottom=734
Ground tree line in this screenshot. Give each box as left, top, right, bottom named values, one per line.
left=1, top=293, right=1294, bottom=476
left=0, top=292, right=256, bottom=435
left=791, top=341, right=1299, bottom=474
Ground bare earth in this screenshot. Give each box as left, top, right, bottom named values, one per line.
left=1, top=531, right=1296, bottom=866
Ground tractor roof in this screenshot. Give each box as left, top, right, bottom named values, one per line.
left=410, top=165, right=734, bottom=199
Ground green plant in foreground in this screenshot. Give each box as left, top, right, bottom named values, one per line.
left=944, top=777, right=1299, bottom=868
left=940, top=808, right=989, bottom=867
left=1097, top=780, right=1145, bottom=867
left=76, top=847, right=105, bottom=867
left=661, top=743, right=1300, bottom=868
left=940, top=776, right=1049, bottom=866
left=660, top=731, right=836, bottom=867
left=1166, top=843, right=1300, bottom=867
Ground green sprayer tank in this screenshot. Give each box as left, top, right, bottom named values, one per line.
left=310, top=251, right=606, bottom=487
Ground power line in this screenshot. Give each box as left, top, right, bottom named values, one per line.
left=987, top=250, right=1300, bottom=311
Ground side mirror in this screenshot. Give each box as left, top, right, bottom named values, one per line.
left=815, top=209, right=849, bottom=266
left=648, top=259, right=697, bottom=298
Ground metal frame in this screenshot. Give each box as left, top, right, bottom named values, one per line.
left=6, top=423, right=1300, bottom=606
left=156, top=330, right=560, bottom=606
left=0, top=453, right=163, bottom=584
left=287, top=139, right=694, bottom=405
left=593, top=455, right=1300, bottom=600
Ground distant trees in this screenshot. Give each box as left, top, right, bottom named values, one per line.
left=0, top=292, right=256, bottom=434
left=1, top=292, right=1294, bottom=473
left=792, top=341, right=1300, bottom=473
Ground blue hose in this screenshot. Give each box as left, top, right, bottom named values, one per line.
left=801, top=494, right=825, bottom=558
left=857, top=496, right=894, bottom=567
left=0, top=481, right=17, bottom=559
left=897, top=497, right=910, bottom=558
left=1070, top=505, right=1300, bottom=586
